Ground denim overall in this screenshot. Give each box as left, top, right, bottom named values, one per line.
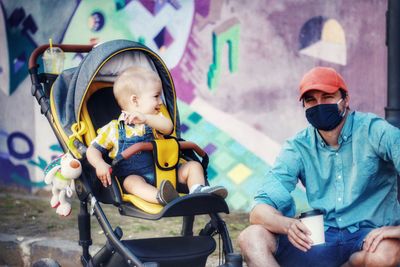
left=113, top=122, right=156, bottom=185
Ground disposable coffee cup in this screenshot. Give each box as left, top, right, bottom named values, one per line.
left=299, top=209, right=325, bottom=245
left=42, top=47, right=65, bottom=74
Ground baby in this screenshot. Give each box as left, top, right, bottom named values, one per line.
left=87, top=66, right=227, bottom=205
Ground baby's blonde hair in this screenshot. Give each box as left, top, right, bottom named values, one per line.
left=113, top=66, right=161, bottom=109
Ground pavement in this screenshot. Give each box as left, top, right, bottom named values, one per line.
left=0, top=188, right=247, bottom=267
left=0, top=233, right=100, bottom=267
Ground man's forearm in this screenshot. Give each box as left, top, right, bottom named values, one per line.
left=250, top=203, right=295, bottom=235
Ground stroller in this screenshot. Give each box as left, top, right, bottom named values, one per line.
left=29, top=39, right=243, bottom=267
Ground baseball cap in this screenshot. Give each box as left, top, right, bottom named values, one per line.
left=299, top=67, right=348, bottom=100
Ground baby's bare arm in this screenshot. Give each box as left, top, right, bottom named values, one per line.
left=87, top=145, right=111, bottom=187
left=87, top=145, right=105, bottom=168
left=123, top=111, right=173, bottom=135
left=144, top=114, right=173, bottom=135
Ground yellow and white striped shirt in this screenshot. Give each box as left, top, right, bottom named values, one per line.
left=91, top=114, right=152, bottom=159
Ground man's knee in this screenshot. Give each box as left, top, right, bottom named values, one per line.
left=363, top=239, right=400, bottom=267
left=238, top=224, right=277, bottom=254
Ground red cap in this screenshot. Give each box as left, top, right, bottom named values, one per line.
left=299, top=67, right=348, bottom=100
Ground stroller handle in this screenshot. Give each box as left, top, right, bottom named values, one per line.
left=112, top=141, right=207, bottom=166
left=28, top=44, right=93, bottom=69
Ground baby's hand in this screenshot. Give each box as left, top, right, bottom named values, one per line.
left=95, top=162, right=111, bottom=187
left=122, top=111, right=146, bottom=125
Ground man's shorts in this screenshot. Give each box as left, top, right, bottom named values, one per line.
left=275, top=227, right=373, bottom=267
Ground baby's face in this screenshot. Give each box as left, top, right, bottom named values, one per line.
left=135, top=85, right=163, bottom=115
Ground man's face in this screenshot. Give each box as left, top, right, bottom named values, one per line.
left=302, top=90, right=346, bottom=110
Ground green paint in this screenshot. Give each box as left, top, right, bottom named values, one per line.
left=138, top=36, right=146, bottom=45
left=214, top=152, right=235, bottom=170
left=114, top=0, right=127, bottom=10
left=187, top=112, right=202, bottom=124
left=28, top=156, right=48, bottom=170
left=207, top=22, right=240, bottom=90
left=50, top=144, right=63, bottom=152
left=229, top=191, right=248, bottom=210
left=11, top=172, right=46, bottom=188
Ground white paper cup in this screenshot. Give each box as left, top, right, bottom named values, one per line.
left=299, top=209, right=325, bottom=245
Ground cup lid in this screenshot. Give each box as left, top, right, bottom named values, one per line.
left=299, top=209, right=323, bottom=218
left=43, top=47, right=65, bottom=58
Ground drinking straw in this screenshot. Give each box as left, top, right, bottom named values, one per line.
left=49, top=38, right=55, bottom=73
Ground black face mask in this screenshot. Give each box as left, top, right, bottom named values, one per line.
left=305, top=99, right=346, bottom=131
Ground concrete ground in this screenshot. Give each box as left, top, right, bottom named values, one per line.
left=0, top=187, right=248, bottom=267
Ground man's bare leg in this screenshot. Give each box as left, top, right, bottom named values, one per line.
left=342, top=238, right=400, bottom=267
left=238, top=224, right=279, bottom=267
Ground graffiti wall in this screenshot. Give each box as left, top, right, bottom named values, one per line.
left=0, top=0, right=387, bottom=212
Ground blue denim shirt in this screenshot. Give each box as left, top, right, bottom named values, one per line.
left=254, top=111, right=400, bottom=232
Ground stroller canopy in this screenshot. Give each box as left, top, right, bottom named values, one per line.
left=50, top=39, right=180, bottom=152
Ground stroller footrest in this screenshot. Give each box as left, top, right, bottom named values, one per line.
left=119, top=193, right=230, bottom=219
left=122, top=236, right=216, bottom=267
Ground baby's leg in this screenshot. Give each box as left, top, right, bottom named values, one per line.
left=177, top=161, right=205, bottom=189
left=179, top=161, right=228, bottom=199
left=123, top=175, right=158, bottom=203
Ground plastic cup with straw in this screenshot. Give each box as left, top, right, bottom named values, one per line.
left=43, top=38, right=65, bottom=74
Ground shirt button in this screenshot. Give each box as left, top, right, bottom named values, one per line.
left=337, top=175, right=341, bottom=179
left=335, top=153, right=339, bottom=156
left=338, top=217, right=342, bottom=222
left=338, top=197, right=342, bottom=201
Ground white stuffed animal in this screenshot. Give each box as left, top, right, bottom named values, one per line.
left=44, top=153, right=82, bottom=216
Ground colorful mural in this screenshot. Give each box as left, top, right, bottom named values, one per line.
left=0, top=0, right=387, bottom=212
left=0, top=129, right=62, bottom=188
left=299, top=16, right=347, bottom=65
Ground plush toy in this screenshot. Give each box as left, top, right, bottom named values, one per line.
left=44, top=153, right=82, bottom=216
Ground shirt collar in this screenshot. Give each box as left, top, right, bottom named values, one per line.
left=117, top=113, right=126, bottom=122
left=338, top=110, right=354, bottom=144
left=314, top=110, right=354, bottom=148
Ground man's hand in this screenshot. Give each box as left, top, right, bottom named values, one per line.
left=287, top=219, right=313, bottom=252
left=95, top=162, right=112, bottom=187
left=363, top=226, right=400, bottom=252
left=123, top=111, right=146, bottom=125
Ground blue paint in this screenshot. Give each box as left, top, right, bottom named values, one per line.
left=11, top=172, right=46, bottom=188
left=299, top=16, right=326, bottom=49
left=0, top=157, right=30, bottom=186
left=5, top=6, right=37, bottom=95
left=7, top=131, right=33, bottom=159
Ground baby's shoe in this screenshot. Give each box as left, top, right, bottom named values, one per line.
left=156, top=180, right=179, bottom=205
left=191, top=185, right=228, bottom=199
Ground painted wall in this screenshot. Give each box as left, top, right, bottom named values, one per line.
left=0, top=0, right=387, bottom=212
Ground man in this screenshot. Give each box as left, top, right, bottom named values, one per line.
left=238, top=67, right=400, bottom=267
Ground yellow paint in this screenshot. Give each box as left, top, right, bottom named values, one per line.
left=322, top=19, right=345, bottom=44
left=228, top=163, right=252, bottom=184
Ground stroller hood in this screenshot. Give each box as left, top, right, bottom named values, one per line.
left=50, top=39, right=180, bottom=154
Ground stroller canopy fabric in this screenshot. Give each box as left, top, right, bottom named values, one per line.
left=50, top=39, right=180, bottom=146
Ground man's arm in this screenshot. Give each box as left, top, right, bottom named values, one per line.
left=368, top=117, right=400, bottom=172
left=250, top=203, right=292, bottom=233
left=250, top=203, right=313, bottom=252
left=363, top=226, right=400, bottom=252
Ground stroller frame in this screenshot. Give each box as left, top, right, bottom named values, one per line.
left=29, top=41, right=243, bottom=267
